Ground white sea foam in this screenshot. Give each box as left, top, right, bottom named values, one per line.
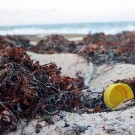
left=0, top=28, right=89, bottom=35
left=0, top=23, right=135, bottom=35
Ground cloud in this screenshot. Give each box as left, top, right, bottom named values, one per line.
left=0, top=0, right=135, bottom=26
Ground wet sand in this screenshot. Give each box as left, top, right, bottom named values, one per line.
left=21, top=34, right=85, bottom=45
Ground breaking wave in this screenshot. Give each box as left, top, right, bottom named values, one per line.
left=0, top=22, right=135, bottom=35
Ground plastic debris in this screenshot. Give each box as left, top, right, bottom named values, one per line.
left=104, top=83, right=134, bottom=109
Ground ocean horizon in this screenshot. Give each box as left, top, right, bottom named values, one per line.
left=0, top=21, right=135, bottom=35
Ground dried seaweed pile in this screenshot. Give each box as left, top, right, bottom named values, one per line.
left=78, top=31, right=135, bottom=65
left=30, top=34, right=77, bottom=54
left=0, top=35, right=31, bottom=49
left=28, top=31, right=135, bottom=65
left=0, top=47, right=84, bottom=134
left=0, top=32, right=132, bottom=66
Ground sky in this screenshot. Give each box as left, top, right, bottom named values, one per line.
left=0, top=0, right=135, bottom=26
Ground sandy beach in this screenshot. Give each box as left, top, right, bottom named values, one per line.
left=6, top=51, right=135, bottom=135
left=1, top=31, right=135, bottom=135
left=1, top=0, right=135, bottom=134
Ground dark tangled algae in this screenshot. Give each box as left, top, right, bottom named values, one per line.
left=0, top=47, right=84, bottom=134
left=1, top=32, right=135, bottom=134
left=29, top=32, right=135, bottom=65
left=0, top=35, right=31, bottom=49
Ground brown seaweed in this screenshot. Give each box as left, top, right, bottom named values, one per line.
left=30, top=34, right=77, bottom=54
left=0, top=35, right=32, bottom=49
left=0, top=47, right=83, bottom=134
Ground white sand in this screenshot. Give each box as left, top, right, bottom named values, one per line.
left=89, top=63, right=135, bottom=92
left=7, top=53, right=135, bottom=135
left=27, top=52, right=89, bottom=78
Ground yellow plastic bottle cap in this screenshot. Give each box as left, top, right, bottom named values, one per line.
left=104, top=83, right=134, bottom=109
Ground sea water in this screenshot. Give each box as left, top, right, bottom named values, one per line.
left=0, top=21, right=135, bottom=35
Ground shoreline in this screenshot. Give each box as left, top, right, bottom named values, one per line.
left=21, top=34, right=85, bottom=45
left=20, top=34, right=86, bottom=42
